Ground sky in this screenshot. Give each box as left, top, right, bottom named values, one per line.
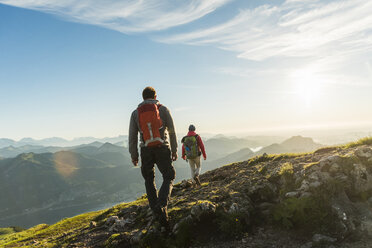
left=1, top=0, right=372, bottom=140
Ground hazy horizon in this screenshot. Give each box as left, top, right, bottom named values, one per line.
left=1, top=0, right=372, bottom=140
left=1, top=124, right=372, bottom=146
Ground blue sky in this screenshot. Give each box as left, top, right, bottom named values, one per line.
left=1, top=0, right=372, bottom=140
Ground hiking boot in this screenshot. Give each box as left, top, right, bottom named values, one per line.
left=153, top=204, right=169, bottom=228
left=194, top=175, right=201, bottom=187
left=159, top=206, right=169, bottom=227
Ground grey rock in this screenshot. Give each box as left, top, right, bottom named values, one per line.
left=110, top=219, right=132, bottom=232
left=312, top=234, right=336, bottom=243
left=355, top=147, right=372, bottom=159
left=106, top=216, right=119, bottom=226
left=300, top=192, right=313, bottom=198
left=332, top=203, right=348, bottom=221
left=308, top=172, right=320, bottom=182
left=299, top=180, right=310, bottom=192
left=228, top=203, right=239, bottom=213
left=329, top=163, right=341, bottom=173
left=191, top=201, right=216, bottom=220
left=351, top=163, right=372, bottom=193
left=285, top=191, right=300, bottom=198
left=130, top=230, right=144, bottom=245
left=89, top=221, right=97, bottom=228
left=173, top=215, right=193, bottom=235
left=319, top=155, right=342, bottom=168
left=300, top=242, right=313, bottom=248
left=309, top=181, right=322, bottom=189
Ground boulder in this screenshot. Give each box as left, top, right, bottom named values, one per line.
left=285, top=191, right=300, bottom=198
left=228, top=203, right=239, bottom=213
left=130, top=230, right=144, bottom=245
left=109, top=218, right=132, bottom=232
left=355, top=147, right=372, bottom=159
left=299, top=180, right=310, bottom=192
left=300, top=242, right=313, bottom=248
left=350, top=163, right=372, bottom=193
left=106, top=216, right=119, bottom=226
left=319, top=155, right=342, bottom=168
left=173, top=215, right=193, bottom=235
left=312, top=233, right=336, bottom=243
left=309, top=181, right=322, bottom=189
left=191, top=201, right=216, bottom=220
left=329, top=163, right=341, bottom=174
left=368, top=197, right=372, bottom=206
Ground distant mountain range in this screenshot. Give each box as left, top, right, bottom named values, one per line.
left=0, top=136, right=127, bottom=149
left=204, top=135, right=324, bottom=169
left=201, top=135, right=284, bottom=161
left=0, top=135, right=324, bottom=228
left=256, top=135, right=323, bottom=155
left=0, top=142, right=140, bottom=228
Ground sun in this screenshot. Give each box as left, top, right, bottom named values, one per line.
left=291, top=68, right=324, bottom=107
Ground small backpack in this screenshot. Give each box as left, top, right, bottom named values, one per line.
left=137, top=103, right=164, bottom=147
left=182, top=135, right=199, bottom=159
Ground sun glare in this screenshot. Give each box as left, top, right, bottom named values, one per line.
left=291, top=68, right=324, bottom=107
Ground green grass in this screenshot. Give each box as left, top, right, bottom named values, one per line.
left=0, top=224, right=50, bottom=247
left=279, top=162, right=294, bottom=176
left=343, top=137, right=372, bottom=148
left=0, top=209, right=104, bottom=247
left=0, top=227, right=22, bottom=239
left=0, top=198, right=148, bottom=248
left=94, top=197, right=147, bottom=223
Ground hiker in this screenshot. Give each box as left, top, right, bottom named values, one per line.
left=181, top=124, right=206, bottom=186
left=128, top=86, right=178, bottom=228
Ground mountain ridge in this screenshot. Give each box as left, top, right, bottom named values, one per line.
left=2, top=137, right=372, bottom=247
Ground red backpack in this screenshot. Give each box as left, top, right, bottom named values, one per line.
left=137, top=103, right=164, bottom=147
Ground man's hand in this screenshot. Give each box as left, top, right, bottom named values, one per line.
left=182, top=155, right=186, bottom=160
left=172, top=152, right=178, bottom=161
left=132, top=158, right=138, bottom=166
left=204, top=156, right=207, bottom=161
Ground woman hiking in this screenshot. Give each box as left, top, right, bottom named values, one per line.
left=181, top=124, right=207, bottom=186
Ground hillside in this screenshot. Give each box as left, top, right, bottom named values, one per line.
left=0, top=143, right=142, bottom=228
left=202, top=137, right=263, bottom=161
left=257, top=135, right=324, bottom=155
left=2, top=138, right=372, bottom=247
left=205, top=136, right=324, bottom=170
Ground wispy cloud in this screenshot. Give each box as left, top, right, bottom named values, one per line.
left=162, top=0, right=372, bottom=61
left=0, top=0, right=232, bottom=33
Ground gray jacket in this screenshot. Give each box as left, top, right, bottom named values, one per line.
left=128, top=99, right=177, bottom=159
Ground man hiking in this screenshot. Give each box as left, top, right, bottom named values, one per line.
left=181, top=124, right=206, bottom=187
left=128, top=86, right=178, bottom=229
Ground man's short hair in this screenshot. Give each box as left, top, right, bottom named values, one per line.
left=142, top=87, right=156, bottom=100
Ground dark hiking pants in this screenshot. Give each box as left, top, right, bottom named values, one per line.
left=140, top=145, right=176, bottom=212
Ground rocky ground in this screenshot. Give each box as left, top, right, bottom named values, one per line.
left=2, top=139, right=372, bottom=247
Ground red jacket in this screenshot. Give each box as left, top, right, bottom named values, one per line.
left=182, top=131, right=206, bottom=159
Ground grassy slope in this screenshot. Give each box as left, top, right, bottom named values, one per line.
left=0, top=196, right=149, bottom=247
left=1, top=137, right=371, bottom=247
